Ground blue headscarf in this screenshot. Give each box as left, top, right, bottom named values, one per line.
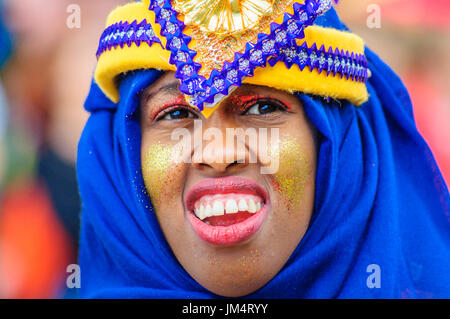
left=77, top=8, right=450, bottom=298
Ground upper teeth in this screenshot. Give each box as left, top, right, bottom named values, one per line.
left=193, top=194, right=264, bottom=220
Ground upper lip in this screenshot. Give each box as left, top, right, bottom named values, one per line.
left=185, top=176, right=269, bottom=213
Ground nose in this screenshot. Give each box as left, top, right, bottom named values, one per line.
left=191, top=118, right=249, bottom=175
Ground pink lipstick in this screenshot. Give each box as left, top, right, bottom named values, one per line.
left=185, top=176, right=269, bottom=246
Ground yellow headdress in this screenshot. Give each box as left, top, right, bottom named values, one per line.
left=95, top=0, right=369, bottom=117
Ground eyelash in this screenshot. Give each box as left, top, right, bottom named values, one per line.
left=154, top=105, right=199, bottom=121
left=239, top=98, right=290, bottom=115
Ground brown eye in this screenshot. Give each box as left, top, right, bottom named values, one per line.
left=243, top=100, right=286, bottom=115
left=157, top=107, right=198, bottom=121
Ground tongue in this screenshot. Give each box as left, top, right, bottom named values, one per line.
left=204, top=212, right=254, bottom=226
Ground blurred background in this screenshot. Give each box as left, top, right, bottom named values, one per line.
left=0, top=0, right=129, bottom=298
left=0, top=0, right=448, bottom=298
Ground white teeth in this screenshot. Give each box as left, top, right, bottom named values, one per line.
left=199, top=204, right=205, bottom=220
left=194, top=196, right=265, bottom=220
left=225, top=199, right=238, bottom=214
left=248, top=199, right=257, bottom=213
left=204, top=204, right=212, bottom=218
left=238, top=199, right=248, bottom=212
left=212, top=201, right=224, bottom=216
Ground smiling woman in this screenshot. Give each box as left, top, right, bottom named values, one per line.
left=140, top=73, right=317, bottom=296
left=77, top=0, right=450, bottom=298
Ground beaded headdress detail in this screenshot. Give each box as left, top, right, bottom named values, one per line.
left=95, top=0, right=369, bottom=117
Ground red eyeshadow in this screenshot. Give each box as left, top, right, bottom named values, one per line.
left=229, top=94, right=293, bottom=112
left=150, top=95, right=188, bottom=120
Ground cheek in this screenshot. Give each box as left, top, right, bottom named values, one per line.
left=269, top=134, right=314, bottom=212
left=141, top=142, right=185, bottom=211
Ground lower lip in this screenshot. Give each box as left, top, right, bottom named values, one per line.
left=187, top=204, right=269, bottom=246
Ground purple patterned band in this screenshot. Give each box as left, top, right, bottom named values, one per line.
left=273, top=42, right=369, bottom=82
left=96, top=20, right=162, bottom=57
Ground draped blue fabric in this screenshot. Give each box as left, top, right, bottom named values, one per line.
left=77, top=8, right=450, bottom=298
left=0, top=1, right=13, bottom=69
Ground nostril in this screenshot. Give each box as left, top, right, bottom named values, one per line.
left=192, top=157, right=248, bottom=173
left=196, top=163, right=211, bottom=170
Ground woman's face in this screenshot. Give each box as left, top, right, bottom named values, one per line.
left=140, top=72, right=317, bottom=297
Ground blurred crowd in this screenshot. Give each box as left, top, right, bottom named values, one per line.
left=0, top=0, right=448, bottom=298
left=0, top=0, right=128, bottom=298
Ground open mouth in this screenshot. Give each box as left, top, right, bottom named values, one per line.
left=185, top=176, right=269, bottom=246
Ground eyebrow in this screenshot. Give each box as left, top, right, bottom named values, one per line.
left=143, top=81, right=181, bottom=103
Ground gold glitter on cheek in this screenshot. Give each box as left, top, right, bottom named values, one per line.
left=141, top=142, right=183, bottom=211
left=238, top=248, right=262, bottom=280
left=269, top=134, right=313, bottom=212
